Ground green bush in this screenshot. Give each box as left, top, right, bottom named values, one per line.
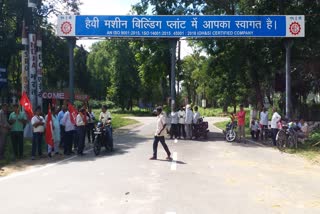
left=306, top=128, right=320, bottom=146
left=74, top=99, right=116, bottom=110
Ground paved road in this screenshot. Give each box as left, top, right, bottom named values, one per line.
left=0, top=117, right=320, bottom=214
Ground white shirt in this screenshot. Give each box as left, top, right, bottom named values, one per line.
left=185, top=109, right=193, bottom=124
left=155, top=114, right=166, bottom=136
left=271, top=112, right=281, bottom=129
left=251, top=121, right=259, bottom=131
left=178, top=110, right=185, bottom=124
left=260, top=111, right=269, bottom=126
left=99, top=111, right=111, bottom=124
left=88, top=111, right=95, bottom=123
left=170, top=112, right=178, bottom=124
left=76, top=113, right=87, bottom=127
left=301, top=123, right=308, bottom=133
left=31, top=115, right=45, bottom=133
left=61, top=111, right=76, bottom=132
left=193, top=111, right=201, bottom=124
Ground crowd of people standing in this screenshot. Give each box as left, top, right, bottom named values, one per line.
left=164, top=104, right=202, bottom=140
left=0, top=102, right=112, bottom=161
left=232, top=104, right=309, bottom=145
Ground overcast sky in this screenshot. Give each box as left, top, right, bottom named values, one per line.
left=76, top=0, right=193, bottom=57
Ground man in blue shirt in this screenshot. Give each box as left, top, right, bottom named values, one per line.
left=58, top=104, right=67, bottom=148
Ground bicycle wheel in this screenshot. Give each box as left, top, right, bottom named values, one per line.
left=276, top=130, right=287, bottom=151
left=287, top=131, right=298, bottom=149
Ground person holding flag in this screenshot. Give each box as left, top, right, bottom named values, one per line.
left=46, top=105, right=61, bottom=157
left=20, top=92, right=34, bottom=120
left=61, top=102, right=77, bottom=155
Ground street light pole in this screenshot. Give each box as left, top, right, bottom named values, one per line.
left=27, top=1, right=37, bottom=110
left=170, top=39, right=177, bottom=112
left=285, top=39, right=294, bottom=119
left=68, top=37, right=76, bottom=104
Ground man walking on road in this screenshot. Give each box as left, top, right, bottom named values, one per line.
left=150, top=107, right=172, bottom=160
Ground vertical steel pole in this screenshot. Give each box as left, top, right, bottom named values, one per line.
left=36, top=31, right=43, bottom=109
left=177, top=40, right=181, bottom=96
left=170, top=39, right=177, bottom=112
left=21, top=20, right=29, bottom=95
left=285, top=39, right=293, bottom=119
left=68, top=37, right=76, bottom=104
left=28, top=4, right=37, bottom=110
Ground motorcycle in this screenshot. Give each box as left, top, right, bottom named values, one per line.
left=93, top=122, right=113, bottom=155
left=224, top=121, right=237, bottom=142
left=193, top=117, right=209, bottom=139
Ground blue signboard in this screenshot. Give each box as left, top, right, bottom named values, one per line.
left=0, top=68, right=7, bottom=88
left=57, top=15, right=305, bottom=38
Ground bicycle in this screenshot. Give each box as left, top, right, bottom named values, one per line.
left=276, top=123, right=298, bottom=151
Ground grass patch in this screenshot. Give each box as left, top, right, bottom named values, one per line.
left=110, top=107, right=153, bottom=116
left=214, top=121, right=229, bottom=130
left=198, top=107, right=236, bottom=117
left=92, top=109, right=139, bottom=129
left=286, top=129, right=320, bottom=162
left=110, top=114, right=138, bottom=129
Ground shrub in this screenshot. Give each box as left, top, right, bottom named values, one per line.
left=73, top=99, right=116, bottom=109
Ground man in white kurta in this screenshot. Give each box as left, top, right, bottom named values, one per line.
left=150, top=107, right=172, bottom=160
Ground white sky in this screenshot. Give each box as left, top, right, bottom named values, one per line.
left=76, top=0, right=193, bottom=57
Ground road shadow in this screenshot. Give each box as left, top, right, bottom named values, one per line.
left=59, top=131, right=152, bottom=164
left=157, top=159, right=187, bottom=164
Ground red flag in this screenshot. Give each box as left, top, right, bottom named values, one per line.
left=68, top=102, right=78, bottom=125
left=45, top=104, right=54, bottom=148
left=19, top=92, right=34, bottom=120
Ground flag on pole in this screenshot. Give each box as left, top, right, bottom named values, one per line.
left=45, top=104, right=54, bottom=148
left=68, top=102, right=78, bottom=125
left=19, top=92, right=34, bottom=120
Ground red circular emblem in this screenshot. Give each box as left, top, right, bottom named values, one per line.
left=61, top=21, right=72, bottom=35
left=289, top=22, right=301, bottom=35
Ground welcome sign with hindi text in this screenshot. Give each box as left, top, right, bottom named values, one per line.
left=57, top=15, right=305, bottom=38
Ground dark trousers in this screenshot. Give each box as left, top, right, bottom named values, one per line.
left=86, top=123, right=95, bottom=142
left=73, top=129, right=78, bottom=150
left=11, top=131, right=24, bottom=158
left=152, top=136, right=171, bottom=159
left=104, top=126, right=113, bottom=150
left=170, top=124, right=178, bottom=139
left=250, top=130, right=260, bottom=140
left=178, top=123, right=186, bottom=138
left=77, top=126, right=86, bottom=154
left=260, top=125, right=268, bottom=140
left=64, top=130, right=74, bottom=155
left=32, top=132, right=43, bottom=157
left=60, top=125, right=65, bottom=148
left=271, top=128, right=279, bottom=146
